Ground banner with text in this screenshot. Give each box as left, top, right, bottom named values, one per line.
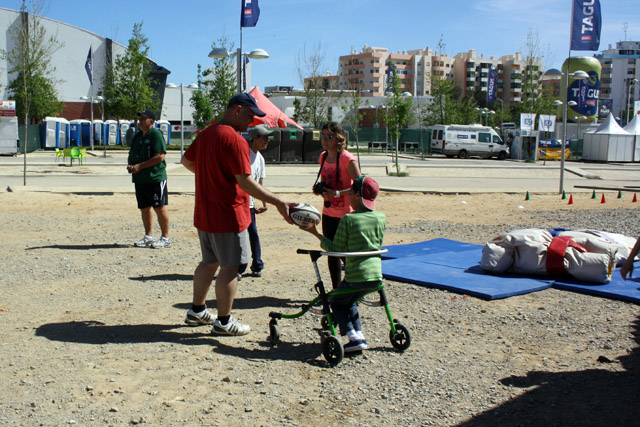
left=520, top=113, right=536, bottom=131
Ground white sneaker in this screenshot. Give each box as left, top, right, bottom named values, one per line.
left=134, top=235, right=154, bottom=247
left=152, top=236, right=171, bottom=249
left=212, top=316, right=251, bottom=336
left=184, top=308, right=216, bottom=325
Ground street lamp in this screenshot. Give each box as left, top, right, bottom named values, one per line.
left=485, top=109, right=495, bottom=127
left=475, top=107, right=483, bottom=124
left=208, top=47, right=269, bottom=93
left=166, top=82, right=198, bottom=158
left=79, top=95, right=96, bottom=151
left=572, top=115, right=587, bottom=141
left=626, top=78, right=638, bottom=125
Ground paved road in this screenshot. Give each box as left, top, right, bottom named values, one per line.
left=2, top=150, right=640, bottom=194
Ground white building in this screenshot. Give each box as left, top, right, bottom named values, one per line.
left=596, top=41, right=640, bottom=123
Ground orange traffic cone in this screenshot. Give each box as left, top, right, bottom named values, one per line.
left=568, top=194, right=574, bottom=205
left=633, top=193, right=638, bottom=203
left=601, top=194, right=606, bottom=204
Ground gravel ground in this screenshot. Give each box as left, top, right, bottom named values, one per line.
left=1, top=191, right=638, bottom=426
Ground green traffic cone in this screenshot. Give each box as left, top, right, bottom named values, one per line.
left=525, top=191, right=530, bottom=201
left=617, top=190, right=622, bottom=199
left=561, top=190, right=566, bottom=200
left=591, top=190, right=597, bottom=199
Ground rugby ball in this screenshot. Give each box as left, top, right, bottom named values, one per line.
left=289, top=203, right=321, bottom=227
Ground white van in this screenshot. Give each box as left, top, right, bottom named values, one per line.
left=430, top=124, right=509, bottom=160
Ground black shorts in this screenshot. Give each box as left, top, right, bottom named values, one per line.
left=322, top=214, right=341, bottom=240
left=135, top=180, right=168, bottom=209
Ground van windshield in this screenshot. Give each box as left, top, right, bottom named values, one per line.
left=493, top=135, right=503, bottom=144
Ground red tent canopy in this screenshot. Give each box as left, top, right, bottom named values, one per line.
left=248, top=86, right=303, bottom=129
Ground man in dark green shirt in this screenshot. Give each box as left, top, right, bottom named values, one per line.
left=127, top=110, right=171, bottom=249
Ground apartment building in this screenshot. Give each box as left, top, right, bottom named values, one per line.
left=595, top=41, right=640, bottom=120
left=338, top=45, right=534, bottom=106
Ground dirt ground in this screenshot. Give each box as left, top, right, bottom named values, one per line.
left=1, top=190, right=639, bottom=426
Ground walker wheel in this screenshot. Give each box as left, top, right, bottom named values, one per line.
left=268, top=319, right=280, bottom=344
left=390, top=323, right=411, bottom=351
left=322, top=335, right=344, bottom=365
left=320, top=315, right=336, bottom=330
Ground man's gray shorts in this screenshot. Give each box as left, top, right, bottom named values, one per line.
left=197, top=229, right=250, bottom=267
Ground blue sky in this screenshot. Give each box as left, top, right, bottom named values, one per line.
left=3, top=0, right=639, bottom=90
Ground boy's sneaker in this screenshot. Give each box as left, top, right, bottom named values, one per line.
left=134, top=235, right=154, bottom=247
left=184, top=309, right=216, bottom=326
left=344, top=339, right=368, bottom=353
left=152, top=236, right=171, bottom=249
left=212, top=316, right=250, bottom=336
left=250, top=270, right=262, bottom=277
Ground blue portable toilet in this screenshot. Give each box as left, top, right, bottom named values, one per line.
left=104, top=120, right=120, bottom=145
left=119, top=120, right=135, bottom=146
left=42, top=117, right=70, bottom=148
left=92, top=120, right=104, bottom=146
left=155, top=120, right=171, bottom=145
left=69, top=119, right=91, bottom=146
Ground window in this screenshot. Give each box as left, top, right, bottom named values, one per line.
left=479, top=133, right=491, bottom=143
left=493, top=135, right=503, bottom=144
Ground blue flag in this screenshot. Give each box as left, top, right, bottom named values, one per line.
left=570, top=0, right=601, bottom=51
left=486, top=67, right=498, bottom=103
left=241, top=0, right=260, bottom=27
left=85, top=47, right=93, bottom=84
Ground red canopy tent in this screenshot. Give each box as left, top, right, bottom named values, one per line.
left=248, top=86, right=303, bottom=129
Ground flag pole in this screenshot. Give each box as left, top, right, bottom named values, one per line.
left=560, top=2, right=575, bottom=195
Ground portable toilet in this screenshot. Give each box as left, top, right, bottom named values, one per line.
left=69, top=119, right=91, bottom=146
left=92, top=120, right=104, bottom=146
left=280, top=128, right=304, bottom=162
left=104, top=120, right=120, bottom=145
left=155, top=120, right=171, bottom=145
left=119, top=120, right=134, bottom=144
left=42, top=117, right=70, bottom=148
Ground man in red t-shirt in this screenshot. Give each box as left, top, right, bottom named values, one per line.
left=181, top=93, right=295, bottom=336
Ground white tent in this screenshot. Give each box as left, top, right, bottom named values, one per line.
left=623, top=114, right=640, bottom=162
left=582, top=113, right=634, bottom=162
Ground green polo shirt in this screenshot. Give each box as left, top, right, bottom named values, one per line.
left=128, top=127, right=167, bottom=184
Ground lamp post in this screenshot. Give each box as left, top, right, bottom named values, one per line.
left=94, top=95, right=106, bottom=157
left=79, top=95, right=95, bottom=151
left=475, top=107, right=483, bottom=124
left=485, top=109, right=495, bottom=127
left=208, top=47, right=269, bottom=93
left=573, top=115, right=587, bottom=141
left=166, top=82, right=198, bottom=158
left=626, top=78, right=638, bottom=125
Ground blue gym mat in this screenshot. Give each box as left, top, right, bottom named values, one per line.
left=382, top=238, right=481, bottom=260
left=382, top=238, right=640, bottom=304
left=552, top=261, right=640, bottom=304
left=382, top=250, right=553, bottom=300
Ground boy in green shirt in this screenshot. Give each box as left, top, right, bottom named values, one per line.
left=302, top=176, right=385, bottom=352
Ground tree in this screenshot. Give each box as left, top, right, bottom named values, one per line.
left=102, top=22, right=159, bottom=120
left=339, top=54, right=369, bottom=167
left=295, top=41, right=331, bottom=128
left=190, top=35, right=236, bottom=129
left=1, top=0, right=64, bottom=124
left=0, top=0, right=63, bottom=185
left=520, top=28, right=556, bottom=117
left=385, top=64, right=412, bottom=173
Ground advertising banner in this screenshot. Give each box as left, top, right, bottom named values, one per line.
left=520, top=113, right=536, bottom=131
left=570, top=0, right=602, bottom=51
left=598, top=98, right=612, bottom=119
left=486, top=67, right=498, bottom=103
left=538, top=114, right=556, bottom=132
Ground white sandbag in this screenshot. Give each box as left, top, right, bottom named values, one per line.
left=564, top=247, right=613, bottom=283
left=481, top=243, right=514, bottom=273
left=512, top=242, right=548, bottom=275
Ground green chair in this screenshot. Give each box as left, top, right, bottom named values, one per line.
left=69, top=146, right=82, bottom=166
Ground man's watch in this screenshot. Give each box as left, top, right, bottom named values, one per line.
left=334, top=190, right=340, bottom=198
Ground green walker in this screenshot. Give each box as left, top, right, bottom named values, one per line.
left=268, top=249, right=411, bottom=365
